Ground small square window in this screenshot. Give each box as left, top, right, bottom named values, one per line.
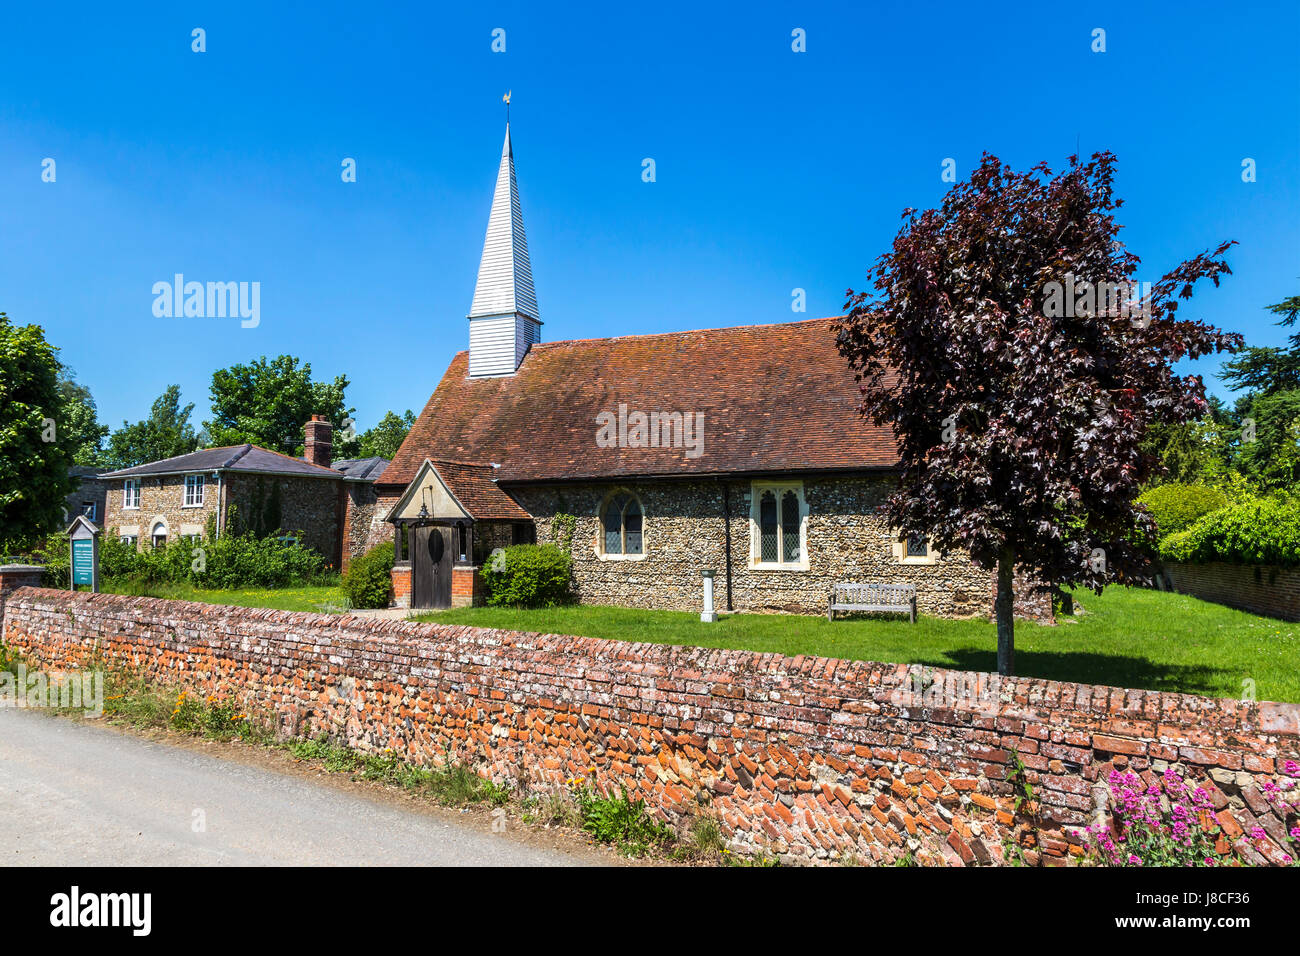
left=906, top=535, right=929, bottom=558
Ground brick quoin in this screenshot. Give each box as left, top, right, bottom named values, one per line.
left=3, top=587, right=1297, bottom=866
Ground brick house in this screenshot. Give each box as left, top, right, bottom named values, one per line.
left=372, top=124, right=1050, bottom=619
left=99, top=417, right=387, bottom=570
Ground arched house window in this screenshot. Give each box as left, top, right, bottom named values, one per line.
left=599, top=491, right=645, bottom=559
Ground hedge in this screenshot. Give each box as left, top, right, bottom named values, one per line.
left=1159, top=497, right=1300, bottom=568
left=1137, top=483, right=1230, bottom=536
left=28, top=529, right=327, bottom=589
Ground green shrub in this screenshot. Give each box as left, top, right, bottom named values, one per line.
left=481, top=544, right=573, bottom=608
left=342, top=541, right=394, bottom=609
left=1138, top=483, right=1230, bottom=535
left=1158, top=496, right=1300, bottom=567
left=23, top=528, right=327, bottom=590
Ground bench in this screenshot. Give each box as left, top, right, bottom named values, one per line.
left=828, top=582, right=917, bottom=622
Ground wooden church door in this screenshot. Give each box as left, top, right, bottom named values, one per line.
left=411, top=524, right=453, bottom=609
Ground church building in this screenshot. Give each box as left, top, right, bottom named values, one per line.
left=371, top=123, right=1046, bottom=620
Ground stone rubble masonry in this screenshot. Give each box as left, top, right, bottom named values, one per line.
left=342, top=482, right=387, bottom=573
left=102, top=473, right=222, bottom=547
left=102, top=472, right=353, bottom=570
left=1164, top=562, right=1299, bottom=623
left=512, top=476, right=1052, bottom=621
left=5, top=587, right=1296, bottom=866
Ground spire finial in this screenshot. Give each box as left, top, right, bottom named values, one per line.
left=503, top=89, right=511, bottom=126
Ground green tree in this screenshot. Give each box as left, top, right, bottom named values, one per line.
left=355, top=409, right=415, bottom=460
left=1221, top=291, right=1300, bottom=492
left=205, top=355, right=352, bottom=455
left=104, top=385, right=199, bottom=469
left=1140, top=395, right=1235, bottom=487
left=0, top=312, right=75, bottom=545
left=57, top=370, right=109, bottom=466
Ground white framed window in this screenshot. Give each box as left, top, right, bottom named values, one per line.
left=183, top=474, right=205, bottom=507
left=123, top=479, right=141, bottom=509
left=597, top=490, right=645, bottom=559
left=749, top=482, right=808, bottom=570
left=120, top=534, right=138, bottom=546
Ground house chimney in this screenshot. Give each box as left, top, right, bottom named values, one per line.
left=304, top=415, right=333, bottom=468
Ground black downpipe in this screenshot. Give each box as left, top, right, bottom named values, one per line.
left=721, top=481, right=734, bottom=611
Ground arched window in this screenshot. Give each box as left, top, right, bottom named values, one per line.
left=601, top=492, right=644, bottom=556
left=151, top=520, right=168, bottom=550
left=752, top=482, right=806, bottom=567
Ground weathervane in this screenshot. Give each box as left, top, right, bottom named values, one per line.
left=503, top=89, right=511, bottom=125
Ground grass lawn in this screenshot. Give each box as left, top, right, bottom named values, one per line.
left=412, top=586, right=1300, bottom=704
left=101, top=580, right=348, bottom=614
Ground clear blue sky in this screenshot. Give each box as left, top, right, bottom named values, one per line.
left=2, top=1, right=1297, bottom=434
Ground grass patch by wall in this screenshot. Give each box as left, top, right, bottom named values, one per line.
left=412, top=585, right=1300, bottom=704
left=101, top=580, right=348, bottom=614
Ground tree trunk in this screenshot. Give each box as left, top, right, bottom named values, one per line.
left=995, top=547, right=1015, bottom=676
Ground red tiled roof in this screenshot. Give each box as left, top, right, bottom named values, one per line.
left=429, top=460, right=532, bottom=521
left=379, top=317, right=900, bottom=488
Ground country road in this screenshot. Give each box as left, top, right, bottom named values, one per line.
left=0, top=708, right=599, bottom=866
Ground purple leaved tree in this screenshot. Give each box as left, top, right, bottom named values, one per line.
left=837, top=152, right=1242, bottom=676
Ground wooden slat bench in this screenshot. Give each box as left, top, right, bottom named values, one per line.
left=828, top=582, right=917, bottom=622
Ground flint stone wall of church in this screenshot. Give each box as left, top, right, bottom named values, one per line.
left=510, top=476, right=1016, bottom=618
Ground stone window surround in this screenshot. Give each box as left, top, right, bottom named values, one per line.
left=183, top=474, right=206, bottom=508
left=891, top=528, right=939, bottom=566
left=748, top=480, right=809, bottom=571
left=123, top=479, right=141, bottom=510
left=594, top=488, right=647, bottom=562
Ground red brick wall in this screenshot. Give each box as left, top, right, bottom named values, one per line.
left=1164, top=562, right=1300, bottom=622
left=391, top=565, right=411, bottom=608
left=451, top=566, right=482, bottom=608
left=3, top=587, right=1297, bottom=866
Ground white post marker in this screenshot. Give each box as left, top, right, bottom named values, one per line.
left=701, top=568, right=718, bottom=623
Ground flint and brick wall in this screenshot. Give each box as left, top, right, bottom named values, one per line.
left=342, top=483, right=390, bottom=572
left=4, top=587, right=1295, bottom=866
left=103, top=473, right=347, bottom=567
left=1164, top=562, right=1300, bottom=623
left=102, top=474, right=221, bottom=546
left=512, top=476, right=1050, bottom=620
left=224, top=474, right=342, bottom=567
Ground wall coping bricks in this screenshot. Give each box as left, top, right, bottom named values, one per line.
left=4, top=586, right=1296, bottom=866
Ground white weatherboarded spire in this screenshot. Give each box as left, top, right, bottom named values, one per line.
left=468, top=123, right=542, bottom=377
